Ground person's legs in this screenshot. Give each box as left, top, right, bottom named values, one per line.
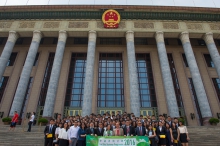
left=44, top=138, right=49, bottom=146
left=28, top=121, right=32, bottom=132
left=71, top=138, right=77, bottom=146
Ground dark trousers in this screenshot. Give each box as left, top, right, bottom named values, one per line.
left=27, top=121, right=33, bottom=132
left=77, top=140, right=86, bottom=146
left=44, top=138, right=53, bottom=146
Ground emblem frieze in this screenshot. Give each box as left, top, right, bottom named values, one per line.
left=187, top=23, right=203, bottom=30
left=134, top=22, right=154, bottom=29
left=43, top=22, right=60, bottom=28
left=68, top=22, right=89, bottom=28
left=209, top=24, right=220, bottom=30
left=0, top=22, right=12, bottom=28
left=163, top=23, right=179, bottom=29
left=19, top=22, right=35, bottom=28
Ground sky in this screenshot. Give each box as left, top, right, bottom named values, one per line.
left=0, top=0, right=220, bottom=8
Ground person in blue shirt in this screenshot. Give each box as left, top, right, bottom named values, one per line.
left=77, top=122, right=87, bottom=146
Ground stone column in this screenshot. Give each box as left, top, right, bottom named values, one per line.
left=203, top=32, right=220, bottom=79
left=42, top=30, right=67, bottom=118
left=155, top=31, right=179, bottom=118
left=126, top=31, right=140, bottom=117
left=0, top=31, right=19, bottom=80
left=180, top=32, right=212, bottom=125
left=82, top=30, right=97, bottom=117
left=9, top=30, right=42, bottom=116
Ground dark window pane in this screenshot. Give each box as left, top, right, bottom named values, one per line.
left=33, top=53, right=40, bottom=66
left=99, top=38, right=122, bottom=45
left=74, top=38, right=88, bottom=44
left=167, top=53, right=183, bottom=107
left=38, top=53, right=55, bottom=106
left=212, top=78, right=220, bottom=103
left=97, top=53, right=124, bottom=107
left=182, top=54, right=189, bottom=67
left=198, top=39, right=206, bottom=46
left=65, top=53, right=87, bottom=107
left=7, top=52, right=17, bottom=66
left=204, top=54, right=214, bottom=67
left=134, top=38, right=148, bottom=45
left=53, top=38, right=58, bottom=44
left=0, top=76, right=9, bottom=103
left=136, top=53, right=157, bottom=108
left=16, top=38, right=23, bottom=45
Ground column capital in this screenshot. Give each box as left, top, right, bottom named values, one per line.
left=126, top=31, right=134, bottom=42
left=203, top=32, right=214, bottom=44
left=88, top=30, right=97, bottom=42
left=8, top=31, right=19, bottom=43
left=58, top=30, right=67, bottom=42
left=155, top=31, right=164, bottom=43
left=179, top=31, right=190, bottom=44
left=32, top=30, right=42, bottom=43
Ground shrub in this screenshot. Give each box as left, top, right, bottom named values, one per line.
left=38, top=118, right=48, bottom=124
left=2, top=117, right=12, bottom=122
left=209, top=118, right=219, bottom=125
left=178, top=117, right=185, bottom=125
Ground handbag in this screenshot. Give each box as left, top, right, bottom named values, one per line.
left=174, top=140, right=178, bottom=143
left=155, top=135, right=159, bottom=141
left=159, top=135, right=166, bottom=138
left=47, top=134, right=53, bottom=138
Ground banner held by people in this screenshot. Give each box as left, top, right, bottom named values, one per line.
left=86, top=135, right=150, bottom=146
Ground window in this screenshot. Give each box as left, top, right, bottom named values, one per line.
left=182, top=54, right=189, bottom=67
left=204, top=54, right=214, bottom=67
left=74, top=38, right=88, bottom=44
left=33, top=53, right=40, bottom=66
left=216, top=40, right=220, bottom=46
left=40, top=38, right=44, bottom=44
left=53, top=38, right=58, bottom=44
left=16, top=38, right=23, bottom=45
left=65, top=53, right=87, bottom=107
left=7, top=52, right=17, bottom=66
left=38, top=53, right=55, bottom=106
left=165, top=39, right=169, bottom=45
left=20, top=77, right=34, bottom=119
left=97, top=53, right=124, bottom=107
left=198, top=39, right=206, bottom=46
left=100, top=38, right=122, bottom=45
left=212, top=78, right=220, bottom=102
left=188, top=78, right=203, bottom=125
left=0, top=77, right=9, bottom=103
left=134, top=38, right=148, bottom=45
left=167, top=54, right=183, bottom=107
left=177, top=39, right=182, bottom=46
left=136, top=54, right=157, bottom=107
left=0, top=38, right=5, bottom=45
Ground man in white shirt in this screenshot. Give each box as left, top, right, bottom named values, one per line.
left=27, top=112, right=35, bottom=132
left=68, top=121, right=79, bottom=146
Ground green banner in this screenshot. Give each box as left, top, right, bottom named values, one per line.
left=86, top=135, right=150, bottom=146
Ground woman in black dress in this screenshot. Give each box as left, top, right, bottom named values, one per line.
left=171, top=122, right=179, bottom=146
left=177, top=121, right=190, bottom=146
left=156, top=121, right=166, bottom=146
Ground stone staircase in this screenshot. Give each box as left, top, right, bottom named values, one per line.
left=0, top=125, right=219, bottom=146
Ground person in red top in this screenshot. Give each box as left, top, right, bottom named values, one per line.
left=9, top=111, right=19, bottom=131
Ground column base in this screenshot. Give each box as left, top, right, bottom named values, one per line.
left=202, top=117, right=211, bottom=126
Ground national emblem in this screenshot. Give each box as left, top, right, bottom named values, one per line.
left=102, top=9, right=120, bottom=28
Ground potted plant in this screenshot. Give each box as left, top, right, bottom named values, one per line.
left=209, top=118, right=219, bottom=126
left=2, top=117, right=11, bottom=125
left=38, top=118, right=48, bottom=126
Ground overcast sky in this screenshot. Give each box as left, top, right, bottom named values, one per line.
left=0, top=0, right=220, bottom=8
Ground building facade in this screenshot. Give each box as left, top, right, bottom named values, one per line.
left=0, top=5, right=220, bottom=126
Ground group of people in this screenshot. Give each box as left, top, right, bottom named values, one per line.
left=43, top=111, right=190, bottom=146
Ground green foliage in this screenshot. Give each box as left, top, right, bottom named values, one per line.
left=178, top=117, right=185, bottom=125
left=209, top=118, right=219, bottom=125
left=2, top=117, right=12, bottom=122
left=38, top=118, right=48, bottom=124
